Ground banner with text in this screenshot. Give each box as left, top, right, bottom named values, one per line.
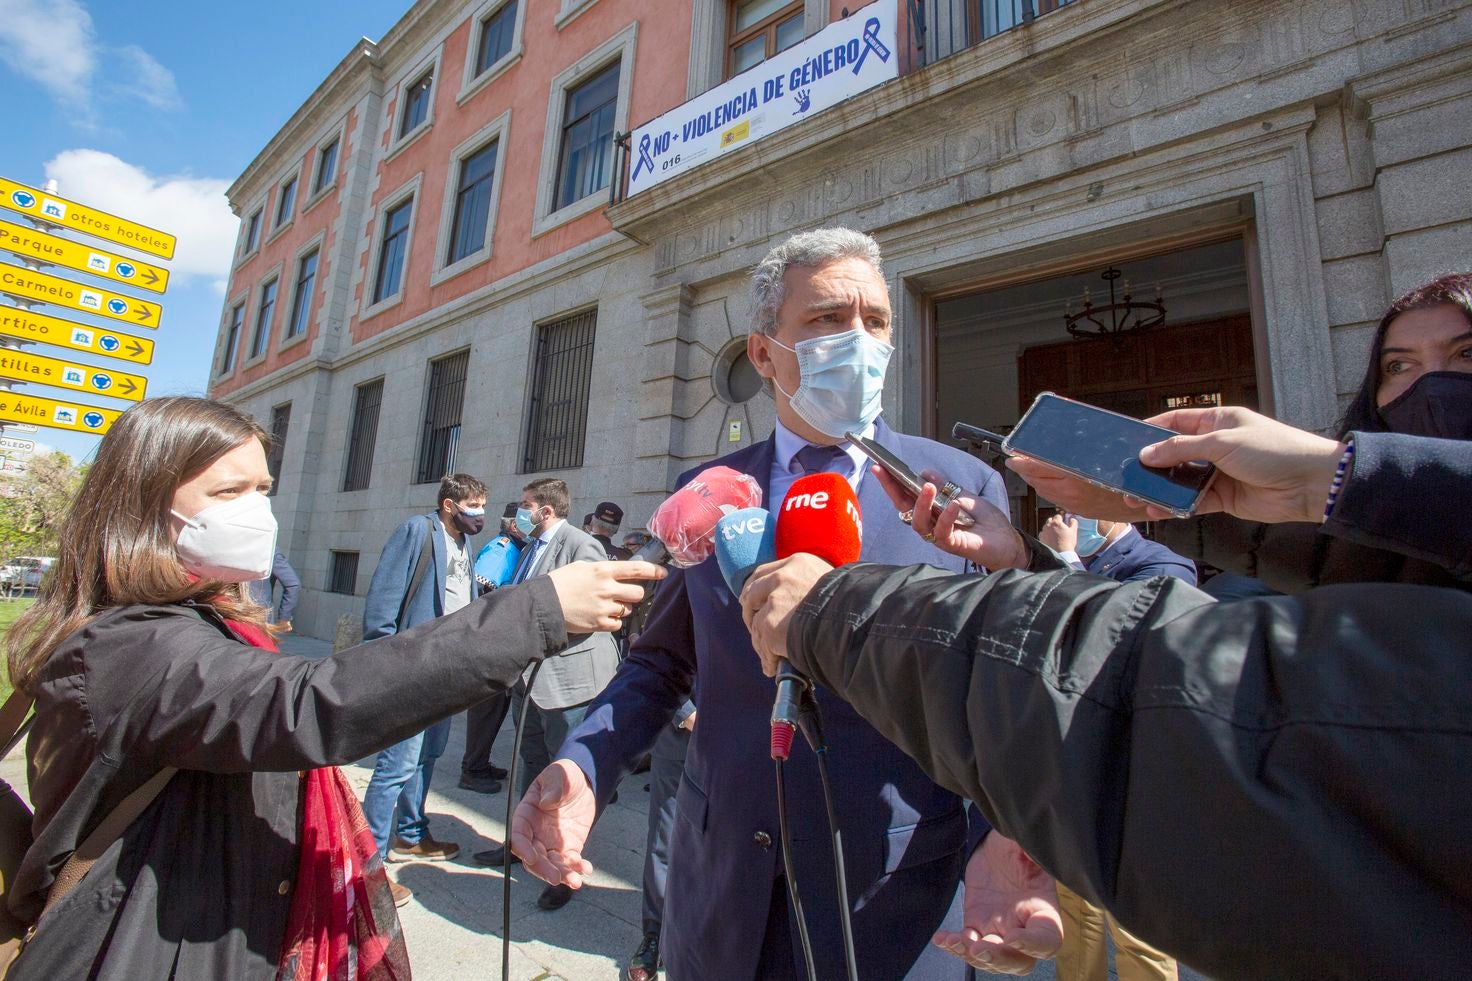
left=626, top=2, right=897, bottom=197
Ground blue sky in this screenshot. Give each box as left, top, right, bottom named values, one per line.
left=0, top=0, right=408, bottom=460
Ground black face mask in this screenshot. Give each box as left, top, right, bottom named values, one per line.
left=1378, top=371, right=1472, bottom=440
left=452, top=508, right=486, bottom=536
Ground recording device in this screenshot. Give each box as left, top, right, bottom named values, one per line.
left=846, top=431, right=976, bottom=528
left=769, top=473, right=863, bottom=760
left=1000, top=392, right=1216, bottom=517
left=640, top=465, right=763, bottom=565
left=714, top=507, right=777, bottom=597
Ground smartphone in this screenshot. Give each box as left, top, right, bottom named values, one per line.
left=1002, top=392, right=1216, bottom=517
left=846, top=431, right=976, bottom=527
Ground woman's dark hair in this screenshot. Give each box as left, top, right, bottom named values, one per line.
left=6, top=397, right=272, bottom=691
left=1338, top=272, right=1472, bottom=438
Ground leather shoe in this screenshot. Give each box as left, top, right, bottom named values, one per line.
left=537, top=883, right=574, bottom=911
left=389, top=879, right=412, bottom=907
left=473, top=843, right=521, bottom=867
left=389, top=835, right=459, bottom=863
left=462, top=763, right=509, bottom=781
left=622, top=930, right=660, bottom=980
left=457, top=773, right=503, bottom=794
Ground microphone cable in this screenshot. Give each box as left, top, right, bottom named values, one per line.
left=798, top=689, right=858, bottom=981
left=775, top=756, right=819, bottom=981
left=501, top=659, right=544, bottom=981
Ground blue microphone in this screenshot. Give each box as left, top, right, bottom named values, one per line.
left=714, top=507, right=777, bottom=598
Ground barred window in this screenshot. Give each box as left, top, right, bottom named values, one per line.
left=342, top=379, right=384, bottom=492
left=521, top=309, right=596, bottom=472
left=416, top=351, right=469, bottom=484
left=327, top=551, right=360, bottom=595
left=266, top=403, right=291, bottom=496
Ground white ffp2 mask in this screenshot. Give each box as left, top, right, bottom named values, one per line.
left=172, top=492, right=278, bottom=583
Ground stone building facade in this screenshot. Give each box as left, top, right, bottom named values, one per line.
left=212, top=0, right=1472, bottom=638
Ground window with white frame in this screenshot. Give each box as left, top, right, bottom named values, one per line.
left=475, top=1, right=518, bottom=75
left=250, top=278, right=278, bottom=360
left=313, top=138, right=340, bottom=195
left=400, top=70, right=434, bottom=137
left=373, top=198, right=414, bottom=305
left=447, top=141, right=499, bottom=266
left=534, top=24, right=636, bottom=235
left=727, top=0, right=804, bottom=78
left=219, top=302, right=244, bottom=375
left=286, top=249, right=318, bottom=340
left=275, top=175, right=298, bottom=228
left=242, top=208, right=263, bottom=255
left=555, top=63, right=620, bottom=211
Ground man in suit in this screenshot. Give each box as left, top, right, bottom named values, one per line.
left=360, top=472, right=488, bottom=906
left=247, top=550, right=300, bottom=629
left=513, top=228, right=1063, bottom=979
left=473, top=477, right=621, bottom=912
left=1039, top=512, right=1194, bottom=981
left=459, top=503, right=527, bottom=794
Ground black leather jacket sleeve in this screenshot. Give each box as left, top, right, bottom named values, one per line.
left=785, top=562, right=1472, bottom=979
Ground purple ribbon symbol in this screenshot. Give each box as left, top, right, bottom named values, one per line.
left=632, top=133, right=656, bottom=181
left=853, top=17, right=890, bottom=75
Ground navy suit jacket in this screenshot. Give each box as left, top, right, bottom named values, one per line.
left=1083, top=530, right=1197, bottom=586
left=560, top=418, right=1008, bottom=980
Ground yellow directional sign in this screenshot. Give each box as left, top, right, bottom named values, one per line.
left=0, top=348, right=147, bottom=402
left=0, top=390, right=121, bottom=436
left=0, top=219, right=168, bottom=293
left=0, top=264, right=161, bottom=328
left=0, top=307, right=154, bottom=365
left=0, top=177, right=175, bottom=260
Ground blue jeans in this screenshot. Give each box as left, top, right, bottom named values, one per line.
left=362, top=717, right=452, bottom=856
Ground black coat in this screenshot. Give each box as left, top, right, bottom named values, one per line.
left=11, top=578, right=567, bottom=980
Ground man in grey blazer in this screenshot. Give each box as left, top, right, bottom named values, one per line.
left=360, top=472, right=488, bottom=906
left=473, top=476, right=619, bottom=910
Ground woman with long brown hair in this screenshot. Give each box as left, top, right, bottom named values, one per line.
left=4, top=396, right=660, bottom=980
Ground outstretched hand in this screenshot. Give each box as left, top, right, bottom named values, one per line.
left=509, top=759, right=597, bottom=888
left=872, top=467, right=1029, bottom=571
left=935, top=832, right=1063, bottom=974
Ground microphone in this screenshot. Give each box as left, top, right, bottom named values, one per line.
left=766, top=473, right=863, bottom=760
left=635, top=466, right=763, bottom=567
left=714, top=507, right=778, bottom=597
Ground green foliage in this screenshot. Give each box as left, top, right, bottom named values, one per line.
left=0, top=452, right=84, bottom=563
left=0, top=598, right=34, bottom=702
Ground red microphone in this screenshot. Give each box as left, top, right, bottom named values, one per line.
left=768, top=473, right=862, bottom=759
left=641, top=465, right=763, bottom=567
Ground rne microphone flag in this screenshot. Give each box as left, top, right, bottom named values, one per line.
left=643, top=465, right=762, bottom=567
left=775, top=472, right=862, bottom=566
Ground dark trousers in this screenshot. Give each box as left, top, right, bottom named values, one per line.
left=508, top=685, right=590, bottom=802
left=460, top=691, right=510, bottom=777
left=642, top=721, right=690, bottom=934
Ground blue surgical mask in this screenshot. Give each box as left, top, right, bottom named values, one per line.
left=1072, top=517, right=1108, bottom=558
left=514, top=507, right=537, bottom=536
left=767, top=328, right=893, bottom=439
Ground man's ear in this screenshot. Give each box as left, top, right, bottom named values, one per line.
left=748, top=332, right=775, bottom=380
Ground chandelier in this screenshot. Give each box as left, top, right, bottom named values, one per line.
left=1063, top=266, right=1166, bottom=339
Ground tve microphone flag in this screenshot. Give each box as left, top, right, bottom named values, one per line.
left=714, top=507, right=777, bottom=597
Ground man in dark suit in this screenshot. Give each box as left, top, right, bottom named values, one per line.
left=359, top=472, right=487, bottom=906
left=1040, top=514, right=1198, bottom=585
left=512, top=229, right=1062, bottom=979
left=474, top=477, right=621, bottom=912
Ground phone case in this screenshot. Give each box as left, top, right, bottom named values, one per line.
left=1002, top=391, right=1215, bottom=518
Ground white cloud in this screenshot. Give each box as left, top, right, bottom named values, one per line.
left=0, top=0, right=181, bottom=122
left=44, top=150, right=238, bottom=281
left=0, top=0, right=96, bottom=109
left=110, top=45, right=182, bottom=112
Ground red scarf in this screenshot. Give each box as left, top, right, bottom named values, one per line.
left=226, top=619, right=411, bottom=981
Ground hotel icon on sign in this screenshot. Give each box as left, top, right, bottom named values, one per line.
left=62, top=367, right=85, bottom=386
left=53, top=407, right=76, bottom=425
left=41, top=199, right=66, bottom=220
left=88, top=253, right=110, bottom=273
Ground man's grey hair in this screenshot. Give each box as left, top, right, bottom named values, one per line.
left=749, top=228, right=883, bottom=336
left=589, top=516, right=618, bottom=537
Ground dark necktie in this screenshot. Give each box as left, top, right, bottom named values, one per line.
left=510, top=537, right=543, bottom=585
left=794, top=443, right=852, bottom=478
